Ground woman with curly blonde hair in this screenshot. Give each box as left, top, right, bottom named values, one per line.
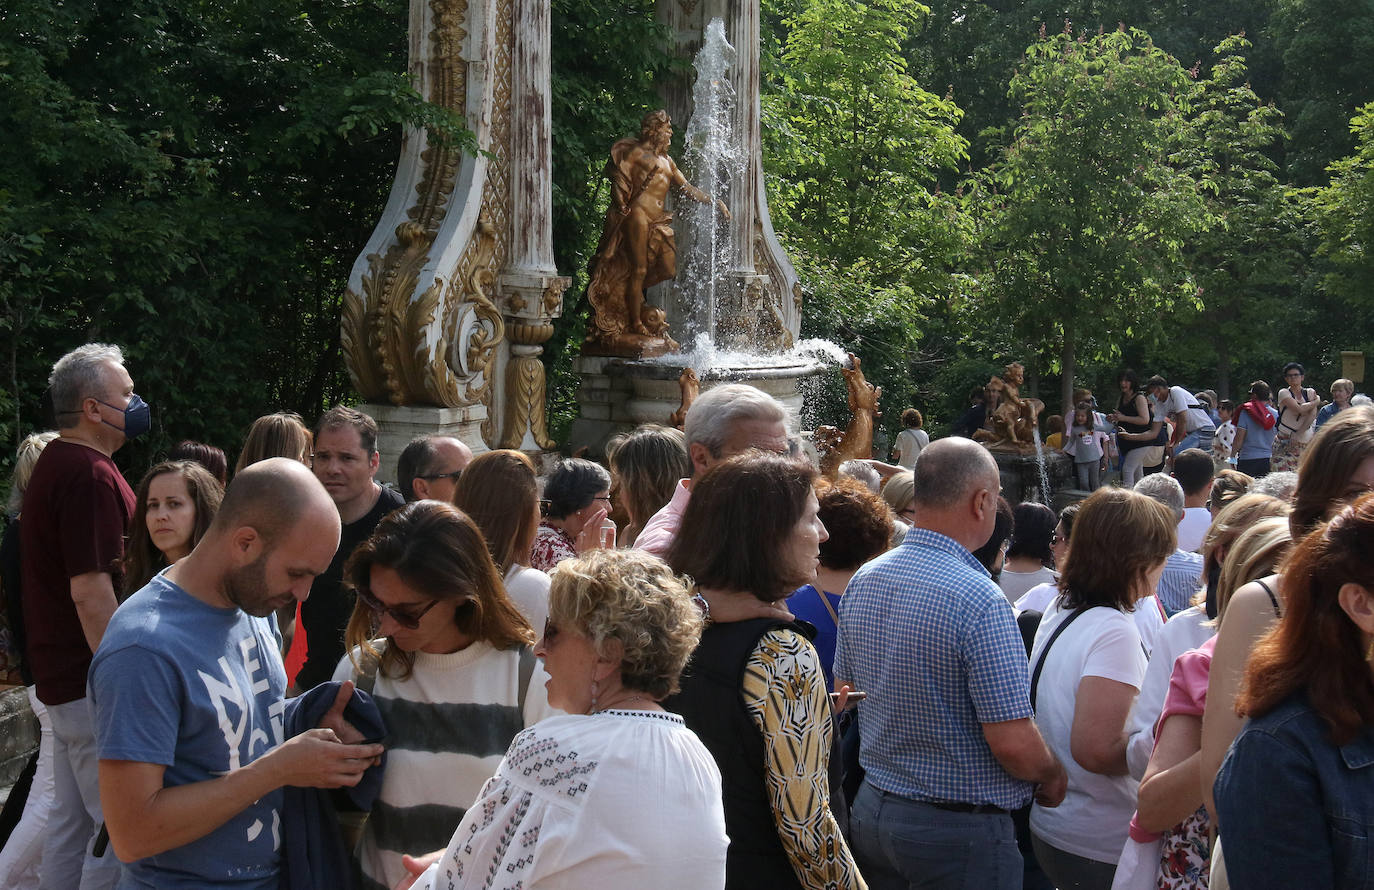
left=400, top=549, right=727, bottom=890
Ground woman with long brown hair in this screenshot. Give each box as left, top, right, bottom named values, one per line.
left=664, top=452, right=862, bottom=890
left=1214, top=492, right=1374, bottom=889
left=1027, top=487, right=1176, bottom=889
left=333, top=500, right=552, bottom=890
left=122, top=460, right=223, bottom=597
left=1200, top=406, right=1374, bottom=828
left=451, top=449, right=549, bottom=630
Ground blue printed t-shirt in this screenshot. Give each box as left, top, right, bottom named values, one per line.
left=834, top=528, right=1035, bottom=810
left=89, top=573, right=288, bottom=889
left=786, top=584, right=842, bottom=688
left=1236, top=404, right=1279, bottom=460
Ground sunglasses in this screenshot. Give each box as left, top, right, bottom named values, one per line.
left=417, top=470, right=462, bottom=483
left=357, top=587, right=440, bottom=629
left=542, top=618, right=560, bottom=642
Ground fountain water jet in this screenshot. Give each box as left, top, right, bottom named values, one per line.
left=569, top=17, right=840, bottom=454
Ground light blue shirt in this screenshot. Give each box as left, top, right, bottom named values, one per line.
left=1157, top=548, right=1204, bottom=617
left=835, top=528, right=1035, bottom=809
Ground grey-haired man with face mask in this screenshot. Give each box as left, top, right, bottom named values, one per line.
left=21, top=343, right=149, bottom=890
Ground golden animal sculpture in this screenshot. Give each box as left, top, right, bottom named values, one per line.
left=668, top=368, right=700, bottom=429
left=816, top=354, right=882, bottom=477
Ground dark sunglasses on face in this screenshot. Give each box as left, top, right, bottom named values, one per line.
left=417, top=470, right=462, bottom=483
left=357, top=587, right=440, bottom=629
left=542, top=618, right=563, bottom=643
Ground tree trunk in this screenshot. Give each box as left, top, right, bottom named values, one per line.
left=1061, top=328, right=1076, bottom=420
left=1216, top=340, right=1231, bottom=401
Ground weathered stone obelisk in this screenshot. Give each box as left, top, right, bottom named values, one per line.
left=341, top=0, right=568, bottom=478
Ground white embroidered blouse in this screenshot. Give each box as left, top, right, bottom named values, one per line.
left=416, top=710, right=727, bottom=890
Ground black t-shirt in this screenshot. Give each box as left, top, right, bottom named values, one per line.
left=295, top=485, right=405, bottom=690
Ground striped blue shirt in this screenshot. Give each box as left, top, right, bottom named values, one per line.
left=834, top=527, right=1035, bottom=810
left=1157, top=548, right=1204, bottom=617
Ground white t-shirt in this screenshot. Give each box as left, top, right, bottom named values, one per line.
left=1161, top=386, right=1213, bottom=433
left=505, top=563, right=551, bottom=632
left=894, top=428, right=929, bottom=469
left=1176, top=507, right=1211, bottom=553
left=1029, top=600, right=1148, bottom=864
left=1124, top=605, right=1215, bottom=779
left=1015, top=582, right=1059, bottom=615
left=1134, top=595, right=1165, bottom=656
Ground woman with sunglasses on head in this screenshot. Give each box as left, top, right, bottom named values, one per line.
left=397, top=549, right=726, bottom=890
left=333, top=500, right=556, bottom=890
left=531, top=458, right=614, bottom=573
left=1213, top=492, right=1374, bottom=890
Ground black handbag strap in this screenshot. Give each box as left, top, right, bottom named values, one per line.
left=1030, top=607, right=1087, bottom=711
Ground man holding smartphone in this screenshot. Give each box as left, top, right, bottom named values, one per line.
left=89, top=459, right=384, bottom=888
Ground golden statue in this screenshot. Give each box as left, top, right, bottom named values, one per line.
left=584, top=110, right=730, bottom=357
left=974, top=362, right=1045, bottom=453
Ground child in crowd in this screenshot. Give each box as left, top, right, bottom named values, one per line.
left=1212, top=399, right=1236, bottom=469
left=1043, top=414, right=1065, bottom=450
left=1062, top=401, right=1110, bottom=491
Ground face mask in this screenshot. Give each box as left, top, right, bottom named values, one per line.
left=99, top=394, right=151, bottom=439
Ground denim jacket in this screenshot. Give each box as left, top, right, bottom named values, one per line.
left=1215, top=693, right=1374, bottom=890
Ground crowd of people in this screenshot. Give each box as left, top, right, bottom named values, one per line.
left=1, top=342, right=1373, bottom=890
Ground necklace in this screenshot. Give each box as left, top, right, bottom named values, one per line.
left=592, top=694, right=656, bottom=714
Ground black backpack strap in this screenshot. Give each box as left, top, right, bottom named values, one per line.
left=517, top=643, right=536, bottom=718
left=1030, top=608, right=1087, bottom=711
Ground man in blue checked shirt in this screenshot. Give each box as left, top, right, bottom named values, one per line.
left=835, top=438, right=1066, bottom=890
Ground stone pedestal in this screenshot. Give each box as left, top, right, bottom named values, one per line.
left=0, top=687, right=38, bottom=805
left=568, top=356, right=822, bottom=457
left=993, top=450, right=1075, bottom=506
left=363, top=403, right=491, bottom=485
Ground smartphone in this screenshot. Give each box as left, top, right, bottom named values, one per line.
left=829, top=691, right=867, bottom=703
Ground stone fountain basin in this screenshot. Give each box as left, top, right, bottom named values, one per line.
left=616, top=356, right=826, bottom=425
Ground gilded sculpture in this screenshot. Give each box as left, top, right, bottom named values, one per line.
left=974, top=362, right=1045, bottom=453
left=814, top=354, right=882, bottom=477
left=584, top=109, right=730, bottom=357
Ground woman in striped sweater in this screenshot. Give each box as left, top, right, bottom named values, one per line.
left=333, top=500, right=557, bottom=890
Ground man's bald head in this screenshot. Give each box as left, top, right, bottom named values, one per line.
left=912, top=438, right=1000, bottom=510
left=212, top=457, right=339, bottom=547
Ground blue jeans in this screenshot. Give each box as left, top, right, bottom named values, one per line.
left=1177, top=428, right=1214, bottom=455
left=851, top=781, right=1023, bottom=890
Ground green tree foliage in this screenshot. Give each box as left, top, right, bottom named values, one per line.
left=762, top=0, right=969, bottom=434
left=1160, top=36, right=1303, bottom=398
left=1268, top=0, right=1374, bottom=184
left=970, top=25, right=1210, bottom=415
left=0, top=0, right=470, bottom=474
left=1311, top=103, right=1374, bottom=322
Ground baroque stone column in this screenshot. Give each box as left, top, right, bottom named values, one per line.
left=653, top=0, right=801, bottom=351
left=341, top=0, right=566, bottom=473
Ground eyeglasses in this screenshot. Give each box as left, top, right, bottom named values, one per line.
left=417, top=470, right=462, bottom=483
left=357, top=588, right=440, bottom=629
left=542, top=618, right=561, bottom=642
left=539, top=499, right=552, bottom=517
